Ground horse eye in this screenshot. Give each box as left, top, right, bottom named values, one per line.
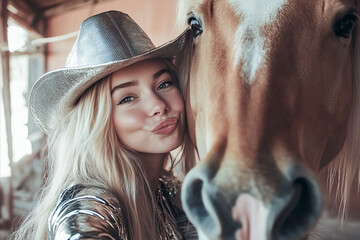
left=188, top=16, right=203, bottom=38
left=334, top=13, right=358, bottom=39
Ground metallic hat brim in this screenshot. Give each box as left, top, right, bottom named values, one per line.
left=30, top=28, right=192, bottom=135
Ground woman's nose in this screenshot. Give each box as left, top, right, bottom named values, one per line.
left=148, top=93, right=168, bottom=116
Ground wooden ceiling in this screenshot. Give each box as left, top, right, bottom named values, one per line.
left=7, top=0, right=110, bottom=36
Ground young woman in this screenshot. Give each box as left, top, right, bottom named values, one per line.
left=13, top=11, right=196, bottom=240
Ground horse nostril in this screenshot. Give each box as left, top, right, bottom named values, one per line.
left=182, top=170, right=222, bottom=237
left=273, top=177, right=322, bottom=240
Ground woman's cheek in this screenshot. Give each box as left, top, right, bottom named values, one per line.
left=113, top=109, right=144, bottom=135
left=170, top=90, right=185, bottom=113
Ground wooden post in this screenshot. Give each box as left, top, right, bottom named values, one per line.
left=0, top=0, right=14, bottom=220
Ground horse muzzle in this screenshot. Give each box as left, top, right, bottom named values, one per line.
left=181, top=159, right=322, bottom=240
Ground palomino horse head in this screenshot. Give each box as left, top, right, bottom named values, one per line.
left=177, top=0, right=360, bottom=239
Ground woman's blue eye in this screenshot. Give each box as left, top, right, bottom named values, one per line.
left=158, top=81, right=172, bottom=90
left=118, top=96, right=134, bottom=105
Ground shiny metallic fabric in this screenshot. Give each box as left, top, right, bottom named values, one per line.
left=48, top=174, right=197, bottom=239
left=30, top=10, right=191, bottom=135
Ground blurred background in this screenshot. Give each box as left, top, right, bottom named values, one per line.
left=0, top=0, right=179, bottom=238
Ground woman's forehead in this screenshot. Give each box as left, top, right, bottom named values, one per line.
left=110, top=59, right=171, bottom=90
left=111, top=59, right=168, bottom=80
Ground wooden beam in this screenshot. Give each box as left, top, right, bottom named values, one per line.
left=0, top=0, right=13, bottom=220
left=9, top=0, right=35, bottom=15
left=1, top=0, right=13, bottom=164
left=8, top=0, right=45, bottom=36
left=43, top=0, right=111, bottom=17
left=8, top=11, right=44, bottom=37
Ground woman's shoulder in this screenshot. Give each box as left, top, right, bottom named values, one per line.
left=53, top=184, right=121, bottom=209
left=48, top=184, right=128, bottom=239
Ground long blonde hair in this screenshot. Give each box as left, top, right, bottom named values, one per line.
left=12, top=60, right=196, bottom=240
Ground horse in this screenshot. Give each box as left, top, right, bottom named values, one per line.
left=176, top=0, right=360, bottom=239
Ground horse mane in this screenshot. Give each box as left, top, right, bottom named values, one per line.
left=324, top=1, right=360, bottom=220
left=176, top=0, right=360, bottom=221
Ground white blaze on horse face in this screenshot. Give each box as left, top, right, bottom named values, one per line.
left=227, top=0, right=288, bottom=84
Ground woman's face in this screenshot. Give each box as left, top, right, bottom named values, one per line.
left=110, top=59, right=185, bottom=154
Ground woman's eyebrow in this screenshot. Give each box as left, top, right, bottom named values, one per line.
left=153, top=69, right=171, bottom=79
left=111, top=69, right=170, bottom=94
left=111, top=80, right=138, bottom=94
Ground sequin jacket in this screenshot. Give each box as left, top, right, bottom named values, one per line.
left=47, top=174, right=198, bottom=240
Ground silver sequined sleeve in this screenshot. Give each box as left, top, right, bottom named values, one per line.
left=47, top=184, right=128, bottom=240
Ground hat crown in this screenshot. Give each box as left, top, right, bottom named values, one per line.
left=66, top=11, right=155, bottom=67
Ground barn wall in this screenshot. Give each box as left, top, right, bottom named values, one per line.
left=46, top=0, right=180, bottom=71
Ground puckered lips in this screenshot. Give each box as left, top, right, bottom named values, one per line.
left=152, top=118, right=178, bottom=135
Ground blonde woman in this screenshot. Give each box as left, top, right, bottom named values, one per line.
left=13, top=11, right=196, bottom=240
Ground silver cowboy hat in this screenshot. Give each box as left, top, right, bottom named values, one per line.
left=30, top=10, right=191, bottom=135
